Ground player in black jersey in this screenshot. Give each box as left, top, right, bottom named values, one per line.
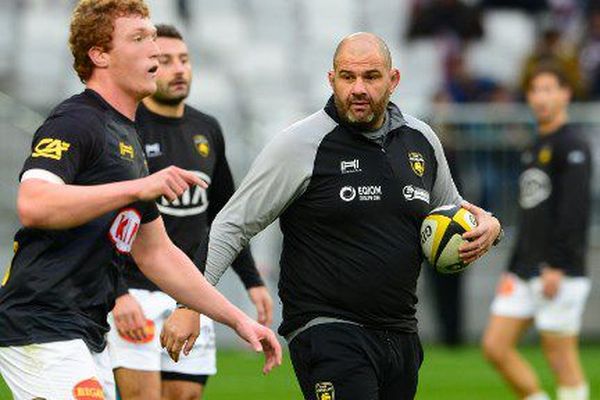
left=107, top=24, right=274, bottom=400
left=164, top=32, right=502, bottom=400
left=482, top=65, right=591, bottom=400
left=0, top=2, right=280, bottom=400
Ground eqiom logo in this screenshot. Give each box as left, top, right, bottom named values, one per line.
left=158, top=171, right=211, bottom=217
left=339, top=185, right=382, bottom=202
left=339, top=186, right=356, bottom=202
left=108, top=208, right=141, bottom=254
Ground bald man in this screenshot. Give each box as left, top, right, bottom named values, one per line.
left=162, top=32, right=502, bottom=399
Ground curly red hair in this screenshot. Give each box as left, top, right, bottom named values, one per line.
left=69, top=0, right=150, bottom=82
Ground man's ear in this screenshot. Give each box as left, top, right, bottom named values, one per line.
left=390, top=68, right=401, bottom=94
left=327, top=70, right=335, bottom=90
left=88, top=46, right=109, bottom=69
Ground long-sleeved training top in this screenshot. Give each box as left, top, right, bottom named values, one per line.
left=205, top=97, right=462, bottom=338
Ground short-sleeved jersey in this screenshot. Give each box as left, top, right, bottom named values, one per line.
left=206, top=98, right=462, bottom=337
left=0, top=89, right=159, bottom=352
left=119, top=104, right=262, bottom=292
left=509, top=124, right=591, bottom=278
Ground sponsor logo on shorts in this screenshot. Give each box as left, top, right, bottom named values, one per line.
left=497, top=274, right=516, bottom=296
left=402, top=185, right=430, bottom=203
left=108, top=208, right=141, bottom=253
left=315, top=382, right=335, bottom=400
left=340, top=159, right=361, bottom=174
left=340, top=185, right=382, bottom=202
left=73, top=378, right=104, bottom=400
left=32, top=138, right=71, bottom=160
left=119, top=319, right=155, bottom=344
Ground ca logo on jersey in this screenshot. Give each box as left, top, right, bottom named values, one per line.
left=315, top=382, right=335, bottom=400
left=158, top=171, right=211, bottom=217
left=108, top=208, right=141, bottom=253
left=193, top=135, right=210, bottom=157
left=408, top=152, right=425, bottom=177
left=32, top=138, right=71, bottom=160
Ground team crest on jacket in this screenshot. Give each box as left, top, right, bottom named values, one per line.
left=315, top=382, right=335, bottom=400
left=108, top=208, right=142, bottom=253
left=408, top=152, right=425, bottom=177
left=193, top=135, right=210, bottom=157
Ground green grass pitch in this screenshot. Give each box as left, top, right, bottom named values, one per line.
left=1, top=344, right=599, bottom=399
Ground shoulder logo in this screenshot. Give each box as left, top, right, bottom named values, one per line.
left=119, top=142, right=135, bottom=159
left=408, top=152, right=425, bottom=177
left=145, top=143, right=162, bottom=158
left=315, top=382, right=335, bottom=400
left=108, top=208, right=141, bottom=253
left=340, top=159, right=361, bottom=174
left=538, top=146, right=552, bottom=165
left=193, top=135, right=210, bottom=157
left=32, top=138, right=70, bottom=160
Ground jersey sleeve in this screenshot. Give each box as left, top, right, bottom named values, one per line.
left=207, top=125, right=265, bottom=288
left=545, top=138, right=592, bottom=273
left=204, top=130, right=315, bottom=286
left=20, top=114, right=102, bottom=184
left=141, top=200, right=160, bottom=224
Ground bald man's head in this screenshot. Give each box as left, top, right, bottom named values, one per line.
left=333, top=32, right=392, bottom=70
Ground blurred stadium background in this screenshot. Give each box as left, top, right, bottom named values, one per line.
left=1, top=0, right=600, bottom=398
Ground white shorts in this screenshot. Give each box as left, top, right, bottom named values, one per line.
left=491, top=272, right=591, bottom=335
left=107, top=289, right=216, bottom=377
left=0, top=338, right=115, bottom=400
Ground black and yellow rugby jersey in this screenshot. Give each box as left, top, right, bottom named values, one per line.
left=508, top=124, right=591, bottom=279
left=118, top=103, right=263, bottom=293
left=205, top=97, right=463, bottom=338
left=0, top=89, right=159, bottom=352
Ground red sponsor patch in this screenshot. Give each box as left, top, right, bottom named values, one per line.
left=119, top=319, right=155, bottom=344
left=73, top=378, right=104, bottom=399
left=497, top=274, right=516, bottom=296
left=108, top=208, right=141, bottom=254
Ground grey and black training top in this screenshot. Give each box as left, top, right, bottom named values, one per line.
left=205, top=97, right=462, bottom=339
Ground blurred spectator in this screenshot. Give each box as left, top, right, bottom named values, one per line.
left=436, top=46, right=512, bottom=103
left=579, top=8, right=600, bottom=99
left=406, top=0, right=483, bottom=42
left=519, top=27, right=584, bottom=99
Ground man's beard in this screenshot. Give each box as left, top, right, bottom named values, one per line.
left=151, top=83, right=189, bottom=106
left=334, top=92, right=390, bottom=131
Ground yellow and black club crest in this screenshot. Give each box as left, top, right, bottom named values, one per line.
left=538, top=145, right=552, bottom=165
left=193, top=135, right=210, bottom=157
left=315, top=382, right=335, bottom=400
left=408, top=152, right=426, bottom=177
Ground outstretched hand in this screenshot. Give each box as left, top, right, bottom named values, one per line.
left=234, top=316, right=282, bottom=374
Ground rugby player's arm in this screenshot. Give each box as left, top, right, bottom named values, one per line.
left=545, top=141, right=591, bottom=274
left=17, top=166, right=204, bottom=230
left=131, top=217, right=282, bottom=373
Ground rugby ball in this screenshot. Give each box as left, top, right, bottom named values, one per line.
left=420, top=205, right=478, bottom=273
